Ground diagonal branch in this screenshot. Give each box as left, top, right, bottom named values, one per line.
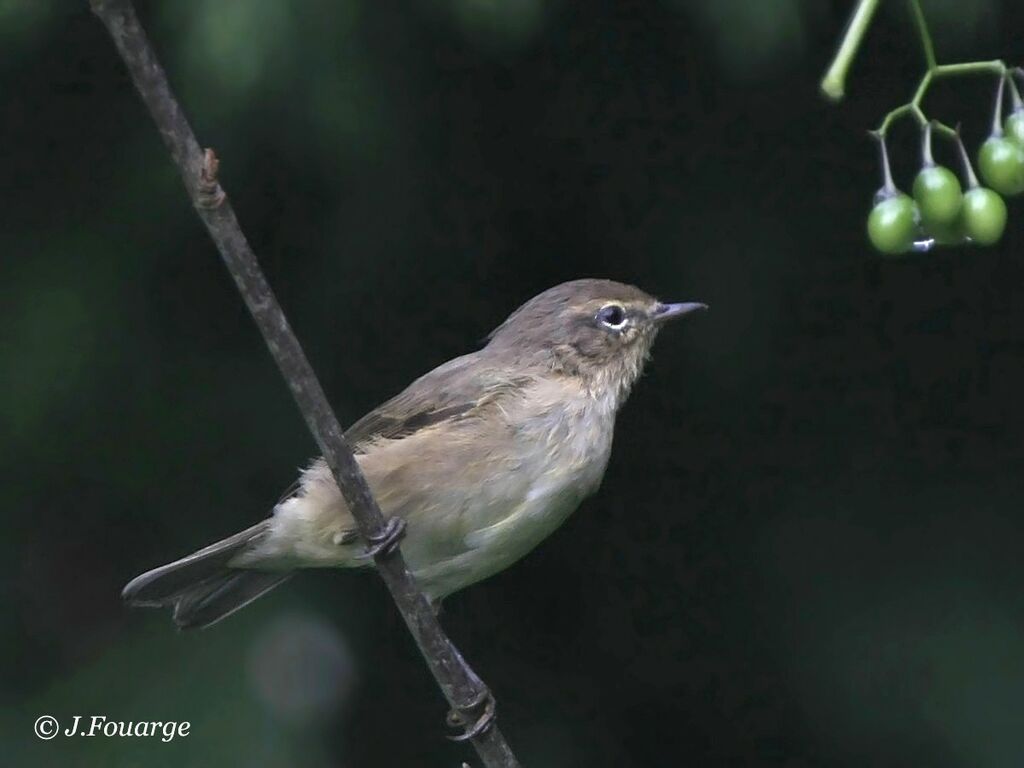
left=87, top=1, right=519, bottom=765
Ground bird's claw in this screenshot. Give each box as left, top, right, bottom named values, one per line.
left=364, top=517, right=406, bottom=558
left=446, top=687, right=496, bottom=742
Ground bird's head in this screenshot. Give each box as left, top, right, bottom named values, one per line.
left=486, top=278, right=707, bottom=403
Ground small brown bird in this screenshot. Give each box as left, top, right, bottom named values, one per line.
left=123, top=279, right=706, bottom=628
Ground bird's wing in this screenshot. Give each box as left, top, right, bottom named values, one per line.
left=275, top=352, right=533, bottom=552
left=276, top=352, right=525, bottom=510
left=344, top=352, right=527, bottom=451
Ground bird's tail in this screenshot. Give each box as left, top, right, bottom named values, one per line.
left=122, top=521, right=292, bottom=630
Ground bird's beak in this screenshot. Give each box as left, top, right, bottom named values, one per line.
left=652, top=301, right=708, bottom=324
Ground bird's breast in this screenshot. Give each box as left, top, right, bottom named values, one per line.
left=404, top=389, right=618, bottom=598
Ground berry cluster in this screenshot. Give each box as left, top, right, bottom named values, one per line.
left=868, top=74, right=1024, bottom=256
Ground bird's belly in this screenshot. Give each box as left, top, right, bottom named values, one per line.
left=404, top=444, right=610, bottom=601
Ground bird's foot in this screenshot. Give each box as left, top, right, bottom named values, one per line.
left=446, top=687, right=496, bottom=742
left=364, top=517, right=406, bottom=558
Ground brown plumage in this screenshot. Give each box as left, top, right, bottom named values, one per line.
left=122, top=279, right=706, bottom=628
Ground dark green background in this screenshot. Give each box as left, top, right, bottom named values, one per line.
left=4, top=1, right=1024, bottom=765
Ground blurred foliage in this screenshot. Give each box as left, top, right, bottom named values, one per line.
left=4, top=0, right=1024, bottom=766
left=665, top=0, right=817, bottom=81
left=446, top=0, right=549, bottom=53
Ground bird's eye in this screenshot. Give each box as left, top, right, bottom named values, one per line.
left=597, top=304, right=627, bottom=330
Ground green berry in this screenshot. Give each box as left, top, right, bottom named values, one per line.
left=913, top=165, right=962, bottom=226
left=1005, top=109, right=1024, bottom=146
left=979, top=137, right=1024, bottom=196
left=960, top=187, right=1007, bottom=245
left=867, top=194, right=919, bottom=255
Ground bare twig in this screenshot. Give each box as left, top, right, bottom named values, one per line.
left=819, top=0, right=881, bottom=100
left=87, top=1, right=519, bottom=765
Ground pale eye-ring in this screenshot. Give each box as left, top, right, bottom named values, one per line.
left=597, top=304, right=627, bottom=330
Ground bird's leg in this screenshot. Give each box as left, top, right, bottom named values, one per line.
left=363, top=522, right=494, bottom=740
left=363, top=517, right=406, bottom=558
left=444, top=644, right=496, bottom=742
left=446, top=688, right=495, bottom=742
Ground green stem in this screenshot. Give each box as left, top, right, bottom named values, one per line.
left=989, top=74, right=1007, bottom=136
left=908, top=0, right=936, bottom=69
left=912, top=70, right=934, bottom=107
left=875, top=61, right=1007, bottom=137
left=920, top=121, right=936, bottom=167
left=953, top=130, right=981, bottom=189
left=872, top=131, right=898, bottom=196
left=931, top=121, right=960, bottom=141
left=933, top=61, right=1006, bottom=77
left=877, top=104, right=916, bottom=135
left=823, top=0, right=1007, bottom=147
left=1008, top=73, right=1023, bottom=112
left=823, top=0, right=1005, bottom=121
left=820, top=0, right=882, bottom=101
